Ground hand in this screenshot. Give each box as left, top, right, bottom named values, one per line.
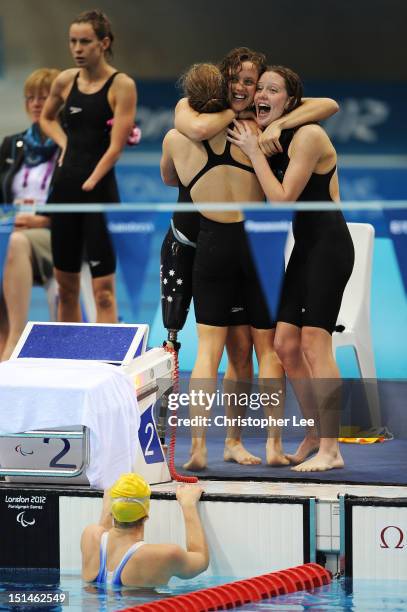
left=176, top=483, right=204, bottom=507
left=82, top=177, right=97, bottom=192
left=227, top=119, right=261, bottom=159
left=14, top=212, right=33, bottom=230
left=14, top=213, right=50, bottom=230
left=258, top=122, right=283, bottom=156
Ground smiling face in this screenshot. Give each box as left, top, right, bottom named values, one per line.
left=227, top=61, right=259, bottom=113
left=254, top=71, right=291, bottom=128
left=69, top=22, right=109, bottom=68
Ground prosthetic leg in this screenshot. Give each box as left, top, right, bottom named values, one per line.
left=159, top=226, right=198, bottom=481
left=158, top=226, right=195, bottom=443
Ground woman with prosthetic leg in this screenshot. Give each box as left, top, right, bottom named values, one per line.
left=161, top=63, right=288, bottom=472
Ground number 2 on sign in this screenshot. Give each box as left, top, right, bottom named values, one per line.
left=138, top=406, right=164, bottom=464
left=43, top=438, right=76, bottom=469
left=144, top=423, right=155, bottom=456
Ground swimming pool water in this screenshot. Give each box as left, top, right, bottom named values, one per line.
left=0, top=572, right=407, bottom=611
left=0, top=572, right=229, bottom=611
left=239, top=578, right=407, bottom=610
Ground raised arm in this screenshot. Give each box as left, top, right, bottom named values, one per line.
left=80, top=490, right=111, bottom=581
left=98, top=489, right=113, bottom=530
left=40, top=73, right=70, bottom=152
left=174, top=97, right=235, bottom=141
left=228, top=122, right=323, bottom=202
left=259, top=97, right=339, bottom=155
left=82, top=74, right=137, bottom=191
left=172, top=484, right=209, bottom=579
left=160, top=130, right=179, bottom=186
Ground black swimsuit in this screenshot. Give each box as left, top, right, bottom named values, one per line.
left=48, top=72, right=119, bottom=277
left=169, top=138, right=257, bottom=243
left=270, top=127, right=355, bottom=334
left=161, top=138, right=273, bottom=330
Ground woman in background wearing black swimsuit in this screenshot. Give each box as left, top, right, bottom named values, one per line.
left=41, top=10, right=136, bottom=322
left=229, top=66, right=354, bottom=472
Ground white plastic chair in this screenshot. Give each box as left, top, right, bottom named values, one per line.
left=284, top=222, right=382, bottom=430
left=45, top=262, right=97, bottom=323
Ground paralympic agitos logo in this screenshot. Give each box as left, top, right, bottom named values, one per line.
left=16, top=512, right=36, bottom=528
left=15, top=444, right=34, bottom=456
left=380, top=526, right=405, bottom=549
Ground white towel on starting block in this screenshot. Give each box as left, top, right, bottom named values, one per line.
left=0, top=358, right=140, bottom=488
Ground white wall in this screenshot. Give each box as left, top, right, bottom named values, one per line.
left=59, top=495, right=306, bottom=577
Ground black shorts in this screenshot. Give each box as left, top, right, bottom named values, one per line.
left=277, top=212, right=355, bottom=334
left=193, top=216, right=274, bottom=329
left=48, top=165, right=118, bottom=277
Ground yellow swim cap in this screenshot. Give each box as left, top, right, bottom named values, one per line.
left=110, top=473, right=151, bottom=523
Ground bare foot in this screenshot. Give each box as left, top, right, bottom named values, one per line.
left=183, top=449, right=207, bottom=472
left=266, top=438, right=290, bottom=466
left=285, top=436, right=320, bottom=465
left=224, top=441, right=262, bottom=465
left=291, top=449, right=344, bottom=472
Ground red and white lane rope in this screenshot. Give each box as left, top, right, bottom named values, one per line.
left=119, top=562, right=331, bottom=611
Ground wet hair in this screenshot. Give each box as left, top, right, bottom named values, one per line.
left=24, top=68, right=60, bottom=97
left=179, top=63, right=228, bottom=113
left=264, top=65, right=303, bottom=114
left=71, top=9, right=114, bottom=57
left=218, top=47, right=267, bottom=83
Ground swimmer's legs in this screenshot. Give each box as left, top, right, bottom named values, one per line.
left=291, top=327, right=343, bottom=471
left=184, top=323, right=227, bottom=472
left=92, top=273, right=117, bottom=323
left=274, top=322, right=320, bottom=464
left=223, top=325, right=261, bottom=465
left=252, top=327, right=289, bottom=466
left=55, top=268, right=81, bottom=322
left=275, top=323, right=343, bottom=471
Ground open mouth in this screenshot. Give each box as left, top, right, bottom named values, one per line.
left=257, top=103, right=271, bottom=116
left=232, top=93, right=246, bottom=101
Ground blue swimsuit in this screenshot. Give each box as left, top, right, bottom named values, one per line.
left=93, top=531, right=145, bottom=586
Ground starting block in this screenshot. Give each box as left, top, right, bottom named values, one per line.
left=0, top=322, right=173, bottom=486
